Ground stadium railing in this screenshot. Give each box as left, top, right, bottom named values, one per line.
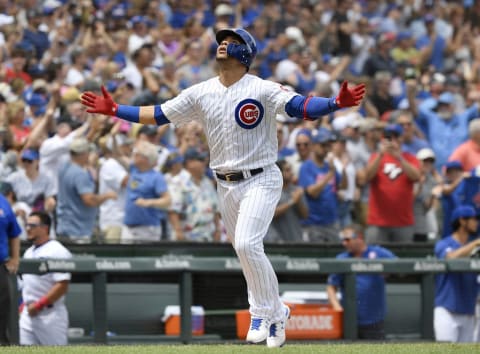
left=10, top=257, right=479, bottom=344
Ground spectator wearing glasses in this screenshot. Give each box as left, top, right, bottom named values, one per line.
left=364, top=124, right=421, bottom=243
left=298, top=128, right=345, bottom=243
left=19, top=211, right=72, bottom=345
left=434, top=205, right=480, bottom=343
left=394, top=110, right=430, bottom=155
left=327, top=224, right=396, bottom=340
left=5, top=149, right=56, bottom=213
left=286, top=128, right=312, bottom=183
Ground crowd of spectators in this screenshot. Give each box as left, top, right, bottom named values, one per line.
left=0, top=0, right=480, bottom=244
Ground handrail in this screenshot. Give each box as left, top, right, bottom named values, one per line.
left=12, top=257, right=479, bottom=344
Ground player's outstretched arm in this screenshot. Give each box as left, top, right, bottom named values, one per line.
left=285, top=81, right=366, bottom=120
left=80, top=86, right=171, bottom=126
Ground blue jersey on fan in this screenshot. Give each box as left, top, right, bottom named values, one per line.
left=124, top=166, right=168, bottom=227
left=440, top=187, right=463, bottom=238
left=457, top=171, right=480, bottom=233
left=434, top=236, right=479, bottom=315
left=298, top=159, right=341, bottom=226
left=327, top=245, right=396, bottom=326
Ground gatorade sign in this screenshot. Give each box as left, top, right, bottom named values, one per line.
left=286, top=314, right=334, bottom=331
left=236, top=304, right=342, bottom=340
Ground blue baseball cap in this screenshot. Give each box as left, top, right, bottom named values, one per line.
left=312, top=128, right=333, bottom=144
left=451, top=205, right=478, bottom=223
left=383, top=124, right=403, bottom=136
left=296, top=128, right=312, bottom=139
left=438, top=92, right=454, bottom=105
left=130, top=15, right=148, bottom=26
left=21, top=149, right=39, bottom=161
left=444, top=160, right=463, bottom=171
left=184, top=147, right=208, bottom=161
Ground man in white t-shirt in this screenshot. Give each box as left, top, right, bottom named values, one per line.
left=98, top=134, right=132, bottom=243
left=19, top=211, right=72, bottom=345
left=64, top=47, right=89, bottom=88
left=39, top=116, right=88, bottom=190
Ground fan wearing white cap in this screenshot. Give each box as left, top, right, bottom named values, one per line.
left=413, top=148, right=441, bottom=242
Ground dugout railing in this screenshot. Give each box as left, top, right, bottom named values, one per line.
left=9, top=257, right=480, bottom=344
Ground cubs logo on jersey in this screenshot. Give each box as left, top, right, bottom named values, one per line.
left=235, top=99, right=264, bottom=129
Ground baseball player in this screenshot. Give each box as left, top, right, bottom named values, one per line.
left=20, top=211, right=72, bottom=345
left=434, top=205, right=480, bottom=342
left=81, top=28, right=365, bottom=347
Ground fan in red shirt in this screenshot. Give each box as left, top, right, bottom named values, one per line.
left=364, top=124, right=421, bottom=243
left=4, top=46, right=32, bottom=85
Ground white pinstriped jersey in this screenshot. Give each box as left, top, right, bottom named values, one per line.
left=161, top=74, right=297, bottom=172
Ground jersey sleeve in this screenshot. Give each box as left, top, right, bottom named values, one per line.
left=434, top=239, right=452, bottom=259
left=161, top=85, right=200, bottom=127
left=51, top=243, right=73, bottom=282
left=264, top=81, right=298, bottom=117
left=7, top=207, right=21, bottom=239
left=376, top=246, right=396, bottom=259
left=298, top=162, right=313, bottom=188
left=327, top=254, right=348, bottom=287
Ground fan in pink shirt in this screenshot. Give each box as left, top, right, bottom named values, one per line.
left=448, top=119, right=480, bottom=171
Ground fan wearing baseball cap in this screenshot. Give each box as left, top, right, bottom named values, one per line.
left=413, top=148, right=441, bottom=242
left=433, top=205, right=480, bottom=342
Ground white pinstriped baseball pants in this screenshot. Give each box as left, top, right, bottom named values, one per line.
left=216, top=164, right=285, bottom=323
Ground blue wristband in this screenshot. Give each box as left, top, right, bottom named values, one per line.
left=116, top=105, right=140, bottom=123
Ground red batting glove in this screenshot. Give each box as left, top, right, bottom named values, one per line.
left=80, top=85, right=118, bottom=116
left=335, top=81, right=366, bottom=108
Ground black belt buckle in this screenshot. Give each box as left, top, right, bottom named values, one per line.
left=224, top=172, right=239, bottom=182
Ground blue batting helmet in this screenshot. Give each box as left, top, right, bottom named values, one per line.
left=216, top=28, right=257, bottom=68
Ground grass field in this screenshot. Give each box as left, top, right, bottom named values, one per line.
left=1, top=343, right=477, bottom=354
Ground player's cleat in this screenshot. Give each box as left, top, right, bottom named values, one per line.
left=246, top=317, right=270, bottom=343
left=266, top=305, right=291, bottom=348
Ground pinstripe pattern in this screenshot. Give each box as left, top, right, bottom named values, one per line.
left=217, top=164, right=284, bottom=322
left=161, top=74, right=297, bottom=171
left=161, top=74, right=298, bottom=324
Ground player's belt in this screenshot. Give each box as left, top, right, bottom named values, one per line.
left=216, top=168, right=263, bottom=182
